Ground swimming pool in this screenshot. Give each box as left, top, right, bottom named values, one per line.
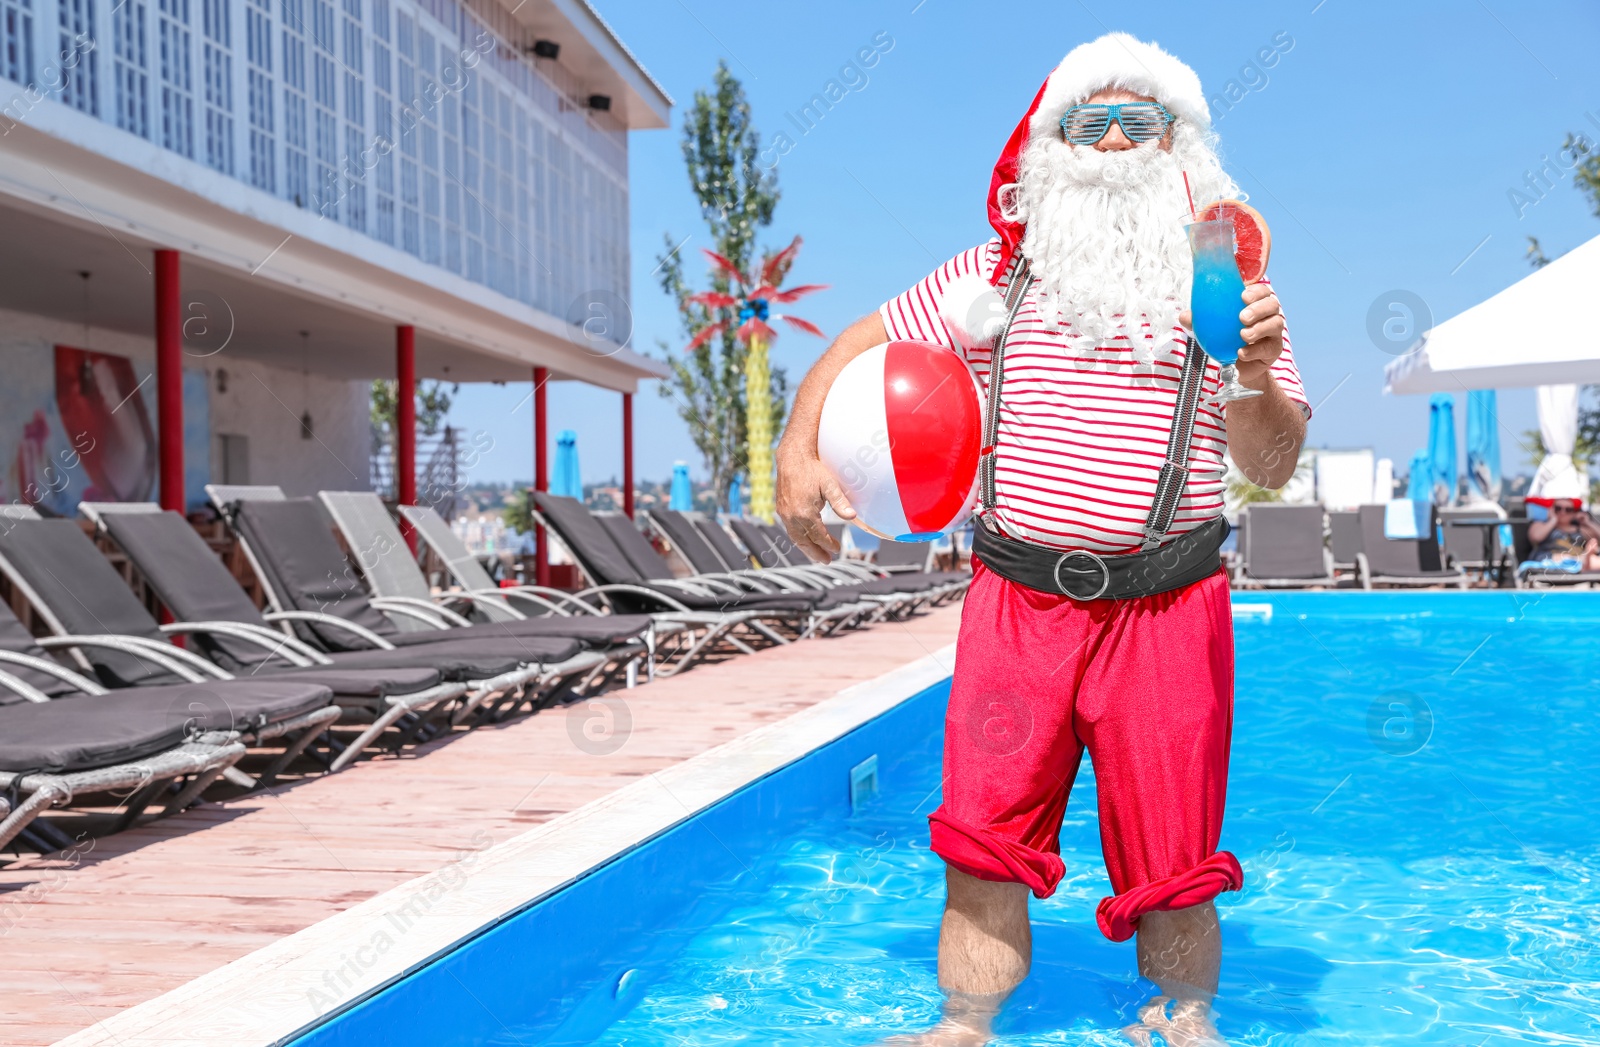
left=291, top=592, right=1600, bottom=1046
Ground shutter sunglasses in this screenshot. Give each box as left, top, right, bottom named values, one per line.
left=1059, top=102, right=1174, bottom=145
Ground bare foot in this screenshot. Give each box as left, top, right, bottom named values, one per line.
left=1121, top=995, right=1228, bottom=1047
left=877, top=1014, right=994, bottom=1047
left=878, top=993, right=1001, bottom=1047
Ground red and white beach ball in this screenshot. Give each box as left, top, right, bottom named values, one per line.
left=818, top=340, right=984, bottom=542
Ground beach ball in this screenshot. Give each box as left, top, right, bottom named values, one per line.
left=818, top=340, right=983, bottom=542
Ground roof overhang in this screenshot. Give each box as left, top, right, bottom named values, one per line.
left=505, top=0, right=672, bottom=130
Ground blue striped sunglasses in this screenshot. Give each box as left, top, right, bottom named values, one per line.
left=1059, top=102, right=1174, bottom=145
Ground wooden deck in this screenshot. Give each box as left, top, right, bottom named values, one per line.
left=0, top=606, right=962, bottom=1047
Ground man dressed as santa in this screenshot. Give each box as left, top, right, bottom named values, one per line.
left=776, top=32, right=1310, bottom=1046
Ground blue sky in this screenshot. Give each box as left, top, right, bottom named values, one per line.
left=450, top=0, right=1600, bottom=487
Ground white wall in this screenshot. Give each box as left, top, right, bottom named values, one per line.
left=207, top=359, right=373, bottom=498
left=0, top=307, right=371, bottom=505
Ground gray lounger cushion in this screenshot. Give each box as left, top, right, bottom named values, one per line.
left=0, top=681, right=332, bottom=772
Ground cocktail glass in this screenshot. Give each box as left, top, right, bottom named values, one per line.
left=1188, top=219, right=1262, bottom=405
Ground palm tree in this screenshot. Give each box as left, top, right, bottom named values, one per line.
left=684, top=235, right=826, bottom=521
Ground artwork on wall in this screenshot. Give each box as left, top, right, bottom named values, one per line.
left=0, top=345, right=210, bottom=515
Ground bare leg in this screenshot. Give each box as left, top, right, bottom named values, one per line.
left=1124, top=902, right=1227, bottom=1046
left=880, top=866, right=1031, bottom=1046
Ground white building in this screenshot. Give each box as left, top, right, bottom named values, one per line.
left=0, top=0, right=669, bottom=510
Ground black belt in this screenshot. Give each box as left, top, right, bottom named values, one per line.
left=972, top=516, right=1230, bottom=600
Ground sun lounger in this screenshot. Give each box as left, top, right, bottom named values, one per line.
left=79, top=504, right=543, bottom=762
left=1327, top=510, right=1361, bottom=578
left=396, top=501, right=641, bottom=619
left=1355, top=505, right=1469, bottom=589
left=318, top=490, right=653, bottom=685
left=0, top=680, right=248, bottom=853
left=642, top=509, right=814, bottom=598
left=858, top=532, right=971, bottom=594
left=1235, top=505, right=1336, bottom=588
left=0, top=513, right=449, bottom=777
left=0, top=597, right=334, bottom=850
left=205, top=488, right=606, bottom=717
left=727, top=519, right=966, bottom=611
left=397, top=500, right=743, bottom=676
left=648, top=507, right=924, bottom=612
left=532, top=492, right=865, bottom=658
left=756, top=519, right=968, bottom=597
left=1438, top=507, right=1502, bottom=578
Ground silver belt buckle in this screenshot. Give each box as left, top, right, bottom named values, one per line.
left=1052, top=549, right=1111, bottom=601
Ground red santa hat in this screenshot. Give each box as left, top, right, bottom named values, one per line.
left=984, top=33, right=1210, bottom=285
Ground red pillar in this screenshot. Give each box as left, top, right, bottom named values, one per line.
left=533, top=366, right=549, bottom=588
left=395, top=326, right=417, bottom=552
left=154, top=250, right=183, bottom=512
left=622, top=391, right=635, bottom=519
left=396, top=325, right=417, bottom=508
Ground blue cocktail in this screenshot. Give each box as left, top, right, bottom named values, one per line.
left=1188, top=219, right=1262, bottom=404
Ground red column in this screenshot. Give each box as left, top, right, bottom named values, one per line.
left=396, top=325, right=417, bottom=507
left=533, top=366, right=549, bottom=588
left=622, top=391, right=635, bottom=519
left=395, top=326, right=417, bottom=552
left=154, top=250, right=183, bottom=512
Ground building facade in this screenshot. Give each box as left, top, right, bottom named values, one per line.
left=0, top=0, right=667, bottom=508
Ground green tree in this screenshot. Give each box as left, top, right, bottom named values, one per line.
left=1224, top=451, right=1313, bottom=516
left=370, top=379, right=458, bottom=436
left=655, top=62, right=787, bottom=511
left=1526, top=133, right=1598, bottom=269
left=1572, top=131, right=1600, bottom=218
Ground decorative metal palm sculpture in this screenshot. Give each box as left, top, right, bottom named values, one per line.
left=685, top=236, right=826, bottom=522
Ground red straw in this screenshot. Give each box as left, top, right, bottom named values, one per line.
left=1182, top=171, right=1196, bottom=218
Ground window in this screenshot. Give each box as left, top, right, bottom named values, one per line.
left=280, top=0, right=308, bottom=205
left=0, top=0, right=33, bottom=86
left=309, top=0, right=338, bottom=218
left=112, top=0, right=149, bottom=137
left=157, top=0, right=193, bottom=157
left=245, top=0, right=274, bottom=191
left=338, top=0, right=364, bottom=233
left=201, top=0, right=233, bottom=174
left=369, top=0, right=393, bottom=245
left=58, top=0, right=97, bottom=114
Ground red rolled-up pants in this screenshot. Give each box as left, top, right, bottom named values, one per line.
left=929, top=560, right=1243, bottom=942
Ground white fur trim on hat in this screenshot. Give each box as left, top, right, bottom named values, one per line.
left=939, top=273, right=1008, bottom=351
left=1027, top=32, right=1209, bottom=144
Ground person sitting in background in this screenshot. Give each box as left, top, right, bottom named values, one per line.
left=1528, top=499, right=1600, bottom=570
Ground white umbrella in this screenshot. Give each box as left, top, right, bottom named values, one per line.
left=1384, top=233, right=1600, bottom=394
left=1529, top=383, right=1586, bottom=501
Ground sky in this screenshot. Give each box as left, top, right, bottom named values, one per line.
left=448, top=0, right=1600, bottom=487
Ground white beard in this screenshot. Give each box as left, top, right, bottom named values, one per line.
left=1007, top=123, right=1239, bottom=363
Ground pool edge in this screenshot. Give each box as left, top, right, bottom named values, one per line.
left=50, top=643, right=958, bottom=1047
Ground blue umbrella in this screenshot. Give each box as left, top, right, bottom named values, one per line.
left=1427, top=393, right=1457, bottom=506
left=669, top=461, right=693, bottom=511
left=551, top=429, right=582, bottom=499
left=1406, top=449, right=1431, bottom=503
left=1465, top=389, right=1502, bottom=504
left=727, top=474, right=744, bottom=518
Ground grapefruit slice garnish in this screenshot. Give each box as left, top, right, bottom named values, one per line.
left=1196, top=200, right=1270, bottom=282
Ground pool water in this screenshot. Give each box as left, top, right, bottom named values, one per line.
left=542, top=594, right=1600, bottom=1046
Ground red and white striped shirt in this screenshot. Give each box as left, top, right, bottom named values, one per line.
left=880, top=239, right=1311, bottom=554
